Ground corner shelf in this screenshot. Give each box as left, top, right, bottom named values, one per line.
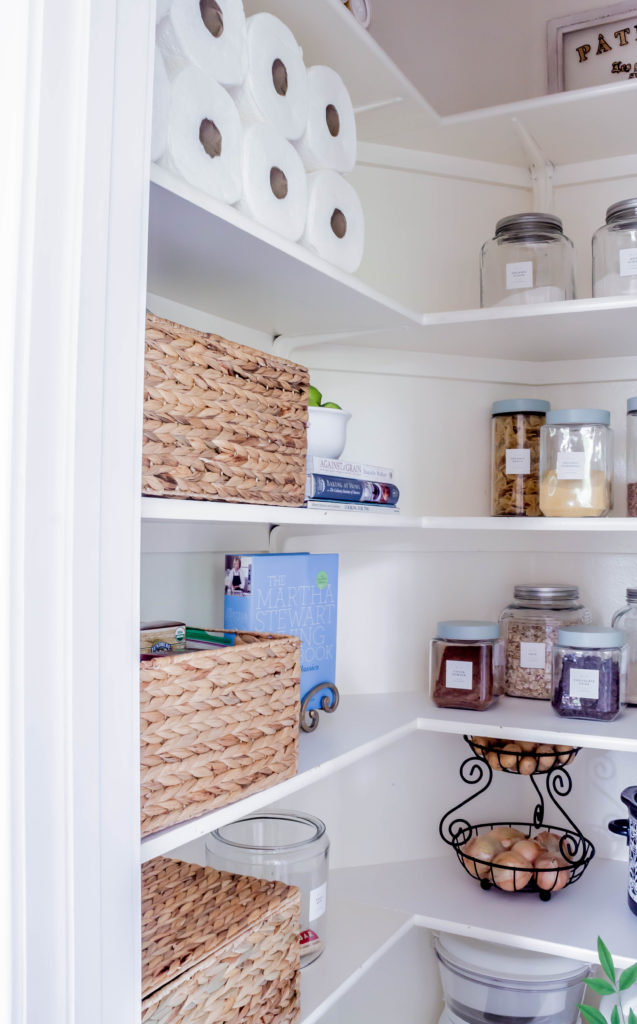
left=330, top=855, right=636, bottom=970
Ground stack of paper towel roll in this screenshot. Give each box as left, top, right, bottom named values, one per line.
left=153, top=0, right=364, bottom=273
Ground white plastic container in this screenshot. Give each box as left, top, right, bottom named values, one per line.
left=434, top=933, right=589, bottom=1024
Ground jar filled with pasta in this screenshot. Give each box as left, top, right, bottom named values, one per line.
left=491, top=399, right=550, bottom=516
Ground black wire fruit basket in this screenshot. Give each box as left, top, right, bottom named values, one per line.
left=439, top=737, right=595, bottom=900
left=466, top=735, right=580, bottom=775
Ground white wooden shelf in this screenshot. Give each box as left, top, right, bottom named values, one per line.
left=245, top=0, right=637, bottom=164
left=330, top=855, right=636, bottom=969
left=141, top=693, right=637, bottom=861
left=140, top=693, right=420, bottom=862
left=141, top=495, right=420, bottom=529
left=148, top=167, right=417, bottom=336
left=300, top=893, right=411, bottom=1024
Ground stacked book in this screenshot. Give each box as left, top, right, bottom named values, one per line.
left=305, top=456, right=400, bottom=513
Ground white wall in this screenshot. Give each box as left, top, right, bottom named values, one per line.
left=369, top=0, right=625, bottom=115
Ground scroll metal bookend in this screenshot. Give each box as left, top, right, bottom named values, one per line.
left=300, top=683, right=340, bottom=733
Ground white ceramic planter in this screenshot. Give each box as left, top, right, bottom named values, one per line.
left=307, top=406, right=351, bottom=459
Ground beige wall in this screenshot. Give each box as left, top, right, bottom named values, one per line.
left=369, top=0, right=624, bottom=114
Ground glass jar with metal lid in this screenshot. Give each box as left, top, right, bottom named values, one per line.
left=592, top=198, right=637, bottom=297
left=611, top=588, right=637, bottom=705
left=539, top=408, right=613, bottom=517
left=491, top=399, right=550, bottom=516
left=499, top=585, right=591, bottom=700
left=480, top=212, right=575, bottom=308
left=205, top=810, right=329, bottom=967
left=552, top=625, right=626, bottom=721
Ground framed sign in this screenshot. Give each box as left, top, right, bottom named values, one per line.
left=548, top=2, right=637, bottom=91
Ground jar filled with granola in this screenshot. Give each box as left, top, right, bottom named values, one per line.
left=491, top=399, right=550, bottom=516
left=499, top=585, right=591, bottom=700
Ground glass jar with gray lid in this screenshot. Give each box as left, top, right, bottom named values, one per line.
left=592, top=198, right=637, bottom=297
left=480, top=212, right=575, bottom=308
left=499, top=585, right=591, bottom=700
left=539, top=408, right=613, bottom=517
left=491, top=399, right=550, bottom=517
left=611, top=589, right=637, bottom=705
left=430, top=620, right=503, bottom=711
left=552, top=626, right=626, bottom=722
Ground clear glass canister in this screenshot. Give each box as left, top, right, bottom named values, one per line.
left=500, top=585, right=591, bottom=700
left=592, top=198, right=637, bottom=297
left=480, top=212, right=575, bottom=308
left=552, top=626, right=626, bottom=722
left=611, top=589, right=637, bottom=705
left=491, top=399, right=550, bottom=516
left=539, top=408, right=613, bottom=517
left=205, top=810, right=329, bottom=968
left=430, top=620, right=503, bottom=711
left=627, top=397, right=637, bottom=516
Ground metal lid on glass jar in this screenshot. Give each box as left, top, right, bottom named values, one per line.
left=513, top=584, right=579, bottom=603
left=606, top=198, right=637, bottom=225
left=491, top=399, right=551, bottom=416
left=437, top=620, right=500, bottom=641
left=627, top=397, right=637, bottom=414
left=557, top=625, right=624, bottom=648
left=494, top=212, right=564, bottom=237
left=545, top=408, right=610, bottom=425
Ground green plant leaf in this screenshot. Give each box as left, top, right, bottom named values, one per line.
left=579, top=1004, right=609, bottom=1024
left=585, top=978, right=617, bottom=995
left=628, top=1009, right=637, bottom=1024
left=619, top=963, right=637, bottom=991
left=611, top=1006, right=620, bottom=1024
left=598, top=937, right=616, bottom=984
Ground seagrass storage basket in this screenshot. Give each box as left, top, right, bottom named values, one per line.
left=140, top=631, right=300, bottom=838
left=143, top=312, right=309, bottom=506
left=142, top=856, right=300, bottom=1024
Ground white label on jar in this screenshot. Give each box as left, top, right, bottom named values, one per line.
left=445, top=660, right=473, bottom=689
left=556, top=450, right=586, bottom=480
left=520, top=641, right=546, bottom=669
left=620, top=247, right=637, bottom=277
left=309, top=882, right=327, bottom=921
left=569, top=667, right=599, bottom=699
left=505, top=448, right=530, bottom=474
left=506, top=261, right=533, bottom=290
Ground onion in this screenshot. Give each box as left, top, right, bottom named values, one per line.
left=486, top=750, right=502, bottom=771
left=518, top=755, right=537, bottom=775
left=492, top=851, right=533, bottom=891
left=518, top=741, right=537, bottom=753
left=535, top=744, right=557, bottom=771
left=461, top=835, right=504, bottom=879
left=535, top=831, right=562, bottom=853
left=535, top=854, right=571, bottom=892
left=498, top=742, right=522, bottom=771
left=486, top=826, right=526, bottom=849
left=555, top=744, right=575, bottom=766
left=511, top=838, right=543, bottom=864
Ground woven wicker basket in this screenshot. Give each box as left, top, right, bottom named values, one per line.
left=140, top=631, right=300, bottom=838
left=143, top=312, right=309, bottom=505
left=142, top=856, right=300, bottom=1024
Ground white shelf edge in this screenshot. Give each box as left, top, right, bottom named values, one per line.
left=141, top=694, right=637, bottom=862
left=140, top=705, right=418, bottom=862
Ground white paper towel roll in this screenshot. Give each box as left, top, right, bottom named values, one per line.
left=295, top=65, right=356, bottom=173
left=237, top=123, right=308, bottom=241
left=157, top=0, right=247, bottom=87
left=151, top=49, right=170, bottom=162
left=230, top=13, right=308, bottom=141
left=159, top=67, right=243, bottom=203
left=302, top=170, right=365, bottom=273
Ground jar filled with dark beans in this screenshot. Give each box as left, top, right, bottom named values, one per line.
left=552, top=626, right=626, bottom=722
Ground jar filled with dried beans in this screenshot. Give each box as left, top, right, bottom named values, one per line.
left=430, top=620, right=503, bottom=711
left=491, top=399, right=550, bottom=516
left=552, top=626, right=626, bottom=722
left=499, top=585, right=591, bottom=700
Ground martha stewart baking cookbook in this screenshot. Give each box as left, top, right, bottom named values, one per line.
left=223, top=552, right=338, bottom=711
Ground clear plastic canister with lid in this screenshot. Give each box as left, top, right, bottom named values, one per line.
left=627, top=397, right=637, bottom=516
left=430, top=620, right=503, bottom=711
left=480, top=212, right=575, bottom=308
left=552, top=625, right=626, bottom=722
left=491, top=399, right=550, bottom=516
left=499, top=585, right=592, bottom=700
left=592, top=198, right=637, bottom=297
left=611, top=589, right=637, bottom=705
left=539, top=408, right=613, bottom=517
